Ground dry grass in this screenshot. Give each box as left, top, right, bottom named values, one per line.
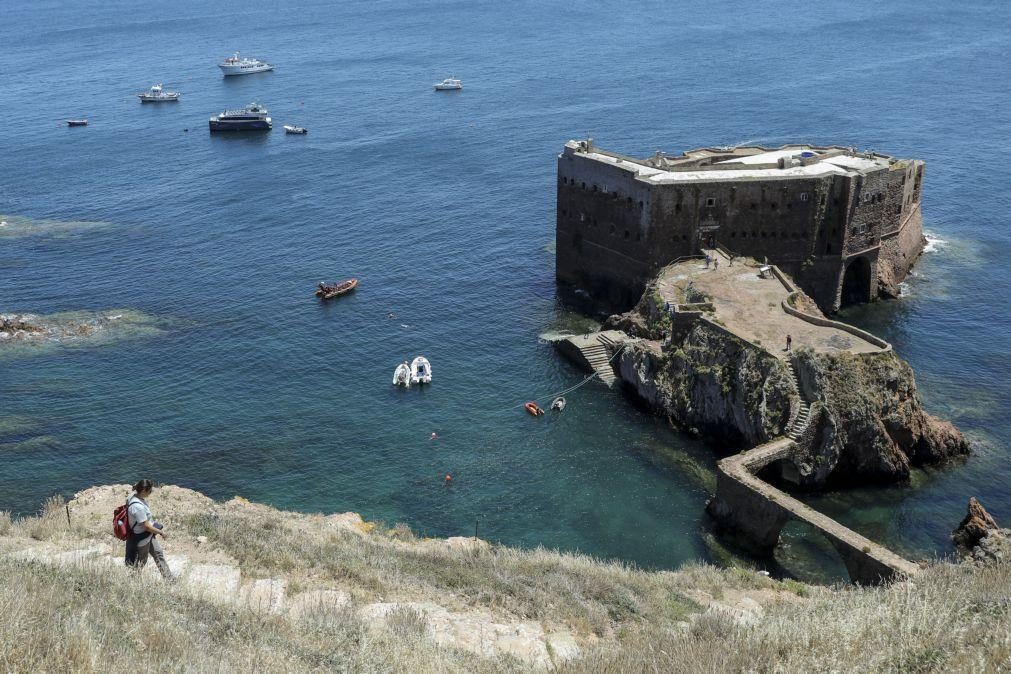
left=2, top=492, right=1009, bottom=672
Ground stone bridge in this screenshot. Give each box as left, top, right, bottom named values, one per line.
left=708, top=438, right=920, bottom=585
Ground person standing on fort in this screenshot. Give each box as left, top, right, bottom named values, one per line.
left=124, top=479, right=175, bottom=581
left=786, top=334, right=793, bottom=352
left=714, top=258, right=719, bottom=270
left=705, top=254, right=710, bottom=268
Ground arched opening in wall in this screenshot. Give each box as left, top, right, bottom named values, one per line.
left=840, top=257, right=872, bottom=306
left=775, top=519, right=851, bottom=585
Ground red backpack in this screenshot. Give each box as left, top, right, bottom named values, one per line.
left=112, top=499, right=134, bottom=541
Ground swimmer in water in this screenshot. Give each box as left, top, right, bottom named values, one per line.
left=430, top=432, right=437, bottom=440
left=444, top=474, right=452, bottom=484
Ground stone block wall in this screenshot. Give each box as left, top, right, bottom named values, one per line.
left=557, top=143, right=926, bottom=315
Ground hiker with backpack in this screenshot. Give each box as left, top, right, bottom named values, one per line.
left=119, top=479, right=174, bottom=580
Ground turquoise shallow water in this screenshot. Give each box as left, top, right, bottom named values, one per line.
left=1, top=0, right=1008, bottom=581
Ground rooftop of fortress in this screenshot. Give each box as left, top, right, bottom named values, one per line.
left=562, top=139, right=909, bottom=184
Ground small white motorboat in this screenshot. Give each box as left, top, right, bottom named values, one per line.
left=392, top=361, right=412, bottom=387
left=434, top=77, right=462, bottom=91
left=551, top=397, right=566, bottom=412
left=410, top=356, right=432, bottom=384
left=66, top=119, right=88, bottom=127
left=138, top=84, right=180, bottom=102
left=284, top=125, right=307, bottom=135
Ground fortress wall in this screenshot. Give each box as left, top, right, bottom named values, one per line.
left=878, top=204, right=925, bottom=297
left=556, top=153, right=658, bottom=308
left=556, top=143, right=927, bottom=315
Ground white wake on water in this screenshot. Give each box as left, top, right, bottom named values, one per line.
left=923, top=232, right=948, bottom=253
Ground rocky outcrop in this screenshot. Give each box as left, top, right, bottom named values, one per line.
left=952, top=498, right=1010, bottom=563
left=618, top=322, right=793, bottom=448
left=603, top=281, right=669, bottom=340
left=0, top=315, right=46, bottom=339
left=790, top=349, right=969, bottom=485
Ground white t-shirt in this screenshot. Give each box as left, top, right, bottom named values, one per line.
left=127, top=495, right=153, bottom=535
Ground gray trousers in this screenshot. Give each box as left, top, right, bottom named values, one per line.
left=129, top=535, right=174, bottom=580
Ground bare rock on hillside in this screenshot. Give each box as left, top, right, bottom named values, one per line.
left=953, top=498, right=1009, bottom=563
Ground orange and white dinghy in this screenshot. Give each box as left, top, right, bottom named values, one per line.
left=315, top=278, right=358, bottom=299
left=524, top=401, right=545, bottom=416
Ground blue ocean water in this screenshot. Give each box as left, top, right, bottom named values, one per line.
left=1, top=0, right=1008, bottom=580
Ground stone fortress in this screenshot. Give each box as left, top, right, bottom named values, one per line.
left=556, top=139, right=926, bottom=313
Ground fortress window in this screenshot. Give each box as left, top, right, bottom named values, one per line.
left=800, top=192, right=809, bottom=201
left=636, top=232, right=641, bottom=242
left=682, top=235, right=688, bottom=241
left=751, top=203, right=757, bottom=210
left=624, top=230, right=630, bottom=240
left=761, top=231, right=767, bottom=238
left=826, top=243, right=833, bottom=254
left=770, top=202, right=777, bottom=210
left=609, top=225, right=615, bottom=235
left=730, top=232, right=736, bottom=238
left=627, top=197, right=633, bottom=204
left=638, top=201, right=644, bottom=210
left=581, top=182, right=586, bottom=190
left=561, top=209, right=567, bottom=216
left=675, top=203, right=682, bottom=213
left=802, top=232, right=808, bottom=238
left=705, top=197, right=716, bottom=207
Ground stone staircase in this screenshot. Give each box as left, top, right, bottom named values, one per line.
left=785, top=359, right=811, bottom=442
left=581, top=338, right=617, bottom=385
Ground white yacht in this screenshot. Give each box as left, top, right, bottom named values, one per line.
left=410, top=356, right=432, bottom=384
left=434, top=77, right=462, bottom=91
left=283, top=125, right=307, bottom=135
left=138, top=84, right=180, bottom=102
left=392, top=362, right=412, bottom=387
left=218, top=53, right=273, bottom=76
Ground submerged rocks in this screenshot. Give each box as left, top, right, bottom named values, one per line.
left=952, top=498, right=1009, bottom=563
left=0, top=310, right=163, bottom=352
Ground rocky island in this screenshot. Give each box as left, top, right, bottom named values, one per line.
left=552, top=140, right=970, bottom=581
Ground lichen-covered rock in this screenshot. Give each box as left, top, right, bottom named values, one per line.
left=604, top=281, right=670, bottom=340
left=618, top=321, right=793, bottom=447
left=791, top=349, right=969, bottom=485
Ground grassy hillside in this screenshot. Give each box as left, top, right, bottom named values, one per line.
left=1, top=486, right=1008, bottom=672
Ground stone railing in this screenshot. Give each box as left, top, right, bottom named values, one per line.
left=770, top=265, right=891, bottom=352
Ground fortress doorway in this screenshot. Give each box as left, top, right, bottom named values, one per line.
left=840, top=257, right=871, bottom=306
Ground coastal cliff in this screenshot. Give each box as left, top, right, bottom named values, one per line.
left=616, top=325, right=793, bottom=448
left=790, top=349, right=968, bottom=485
